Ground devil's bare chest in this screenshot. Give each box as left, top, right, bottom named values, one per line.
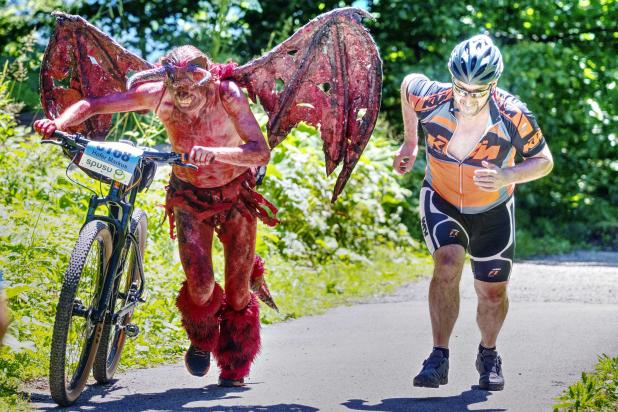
left=159, top=102, right=238, bottom=151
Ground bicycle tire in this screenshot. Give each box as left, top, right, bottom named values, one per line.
left=93, top=209, right=147, bottom=383
left=49, top=220, right=113, bottom=406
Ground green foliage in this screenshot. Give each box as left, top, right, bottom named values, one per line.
left=554, top=354, right=618, bottom=412
left=516, top=227, right=579, bottom=259
left=238, top=1, right=343, bottom=59
left=0, top=68, right=82, bottom=406
left=260, top=246, right=431, bottom=324
left=0, top=0, right=69, bottom=108
left=60, top=0, right=266, bottom=61
left=259, top=118, right=420, bottom=263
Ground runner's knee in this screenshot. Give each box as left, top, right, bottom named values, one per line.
left=433, top=245, right=465, bottom=281
left=476, top=282, right=508, bottom=305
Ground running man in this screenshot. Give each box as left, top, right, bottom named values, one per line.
left=394, top=35, right=553, bottom=390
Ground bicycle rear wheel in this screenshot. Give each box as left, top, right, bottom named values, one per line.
left=49, top=220, right=112, bottom=406
left=93, top=209, right=147, bottom=383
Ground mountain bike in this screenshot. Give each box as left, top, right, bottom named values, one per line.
left=43, top=131, right=195, bottom=406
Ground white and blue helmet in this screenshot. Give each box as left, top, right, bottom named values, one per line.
left=448, top=35, right=503, bottom=85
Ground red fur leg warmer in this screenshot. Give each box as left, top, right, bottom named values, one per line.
left=214, top=293, right=261, bottom=381
left=176, top=281, right=223, bottom=351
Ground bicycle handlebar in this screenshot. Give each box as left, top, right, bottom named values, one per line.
left=43, top=131, right=198, bottom=170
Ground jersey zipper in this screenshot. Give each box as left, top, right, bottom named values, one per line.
left=449, top=111, right=493, bottom=213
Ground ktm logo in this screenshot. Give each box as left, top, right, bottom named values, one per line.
left=449, top=229, right=459, bottom=238
left=419, top=91, right=450, bottom=111
left=523, top=130, right=543, bottom=153
left=471, top=140, right=500, bottom=160
left=427, top=134, right=448, bottom=154
left=488, top=268, right=502, bottom=278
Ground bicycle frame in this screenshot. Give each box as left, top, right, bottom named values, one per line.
left=82, top=170, right=145, bottom=326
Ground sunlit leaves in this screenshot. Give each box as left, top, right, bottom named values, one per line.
left=554, top=354, right=618, bottom=411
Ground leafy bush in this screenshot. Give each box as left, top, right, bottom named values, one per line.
left=259, top=120, right=418, bottom=263
left=554, top=354, right=618, bottom=412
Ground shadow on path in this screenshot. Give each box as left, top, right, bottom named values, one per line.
left=30, top=381, right=318, bottom=412
left=342, top=387, right=506, bottom=412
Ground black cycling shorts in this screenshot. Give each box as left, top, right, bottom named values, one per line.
left=419, top=182, right=515, bottom=282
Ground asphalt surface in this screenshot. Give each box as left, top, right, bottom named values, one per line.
left=30, top=252, right=618, bottom=411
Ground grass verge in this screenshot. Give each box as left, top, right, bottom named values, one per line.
left=554, top=354, right=618, bottom=411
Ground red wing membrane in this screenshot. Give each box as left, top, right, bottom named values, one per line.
left=231, top=7, right=382, bottom=201
left=40, top=12, right=151, bottom=140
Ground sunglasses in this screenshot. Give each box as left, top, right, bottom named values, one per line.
left=452, top=81, right=493, bottom=98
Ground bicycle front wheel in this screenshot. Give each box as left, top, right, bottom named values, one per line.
left=49, top=220, right=112, bottom=406
left=94, top=209, right=147, bottom=383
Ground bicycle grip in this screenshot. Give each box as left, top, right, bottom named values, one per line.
left=52, top=130, right=72, bottom=139
left=174, top=154, right=198, bottom=170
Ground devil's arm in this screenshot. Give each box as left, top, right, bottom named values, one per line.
left=204, top=80, right=270, bottom=167
left=52, top=82, right=165, bottom=130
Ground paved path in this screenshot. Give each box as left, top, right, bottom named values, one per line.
left=30, top=252, right=618, bottom=411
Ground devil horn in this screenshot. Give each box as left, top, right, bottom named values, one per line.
left=194, top=67, right=213, bottom=86
left=126, top=66, right=167, bottom=89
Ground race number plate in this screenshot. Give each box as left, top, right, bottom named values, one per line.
left=79, top=141, right=144, bottom=185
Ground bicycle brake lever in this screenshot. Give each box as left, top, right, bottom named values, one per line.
left=41, top=139, right=64, bottom=147
left=172, top=153, right=198, bottom=170
left=173, top=160, right=199, bottom=170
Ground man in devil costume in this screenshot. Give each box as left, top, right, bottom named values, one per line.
left=36, top=44, right=274, bottom=386
left=35, top=9, right=381, bottom=387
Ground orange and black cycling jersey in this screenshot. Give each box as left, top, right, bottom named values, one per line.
left=406, top=75, right=546, bottom=214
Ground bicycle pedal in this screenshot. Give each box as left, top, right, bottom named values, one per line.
left=124, top=323, right=140, bottom=338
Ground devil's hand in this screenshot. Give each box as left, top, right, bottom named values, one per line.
left=189, top=146, right=216, bottom=166
left=34, top=119, right=58, bottom=139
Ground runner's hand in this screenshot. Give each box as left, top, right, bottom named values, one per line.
left=33, top=119, right=58, bottom=139
left=474, top=161, right=510, bottom=191
left=189, top=146, right=216, bottom=166
left=393, top=142, right=418, bottom=175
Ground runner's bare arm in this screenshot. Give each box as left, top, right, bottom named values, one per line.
left=474, top=145, right=554, bottom=191
left=504, top=144, right=554, bottom=184
left=189, top=80, right=270, bottom=167
left=394, top=74, right=423, bottom=174
left=34, top=82, right=165, bottom=138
